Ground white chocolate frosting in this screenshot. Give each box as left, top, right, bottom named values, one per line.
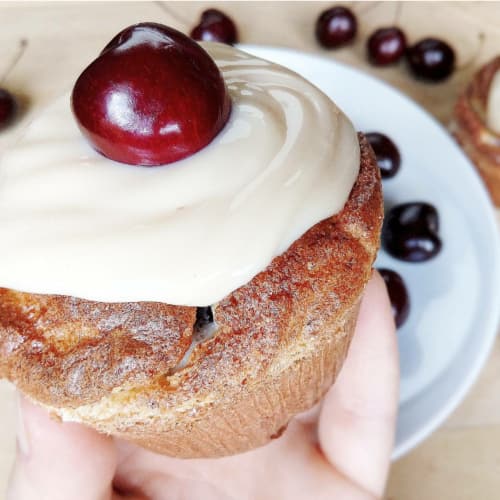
left=487, top=69, right=500, bottom=134
left=0, top=43, right=359, bottom=306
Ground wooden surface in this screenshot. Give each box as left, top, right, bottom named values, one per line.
left=0, top=2, right=500, bottom=498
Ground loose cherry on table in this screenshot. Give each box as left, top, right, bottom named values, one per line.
left=365, top=132, right=401, bottom=179
left=367, top=27, right=407, bottom=66
left=0, top=88, right=16, bottom=129
left=406, top=38, right=456, bottom=82
left=72, top=23, right=231, bottom=166
left=190, top=8, right=238, bottom=45
left=315, top=6, right=357, bottom=49
left=378, top=268, right=410, bottom=328
left=382, top=202, right=442, bottom=262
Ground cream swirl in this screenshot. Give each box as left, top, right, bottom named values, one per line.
left=0, top=43, right=359, bottom=306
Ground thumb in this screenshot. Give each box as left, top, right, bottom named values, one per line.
left=318, top=271, right=399, bottom=498
left=7, top=395, right=118, bottom=500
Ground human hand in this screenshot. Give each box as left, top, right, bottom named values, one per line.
left=8, top=272, right=398, bottom=500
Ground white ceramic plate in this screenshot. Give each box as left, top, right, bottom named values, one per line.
left=243, top=45, right=500, bottom=459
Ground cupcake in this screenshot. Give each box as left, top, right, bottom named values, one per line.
left=0, top=24, right=383, bottom=458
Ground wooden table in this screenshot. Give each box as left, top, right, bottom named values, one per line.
left=0, top=2, right=499, bottom=498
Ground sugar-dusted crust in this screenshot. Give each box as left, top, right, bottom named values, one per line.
left=453, top=56, right=500, bottom=205
left=0, top=134, right=383, bottom=458
left=0, top=295, right=194, bottom=406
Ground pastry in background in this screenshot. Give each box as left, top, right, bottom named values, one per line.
left=453, top=56, right=500, bottom=205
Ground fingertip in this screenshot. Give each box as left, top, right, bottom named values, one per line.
left=20, top=395, right=113, bottom=456
left=8, top=394, right=117, bottom=500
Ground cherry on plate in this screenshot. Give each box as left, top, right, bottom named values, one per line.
left=406, top=38, right=456, bottom=82
left=366, top=132, right=401, bottom=179
left=190, top=8, right=238, bottom=45
left=367, top=27, right=407, bottom=66
left=315, top=6, right=357, bottom=49
left=382, top=202, right=442, bottom=262
left=378, top=268, right=410, bottom=328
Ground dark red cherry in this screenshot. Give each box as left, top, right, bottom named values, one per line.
left=366, top=132, right=401, bottom=178
left=72, top=23, right=231, bottom=166
left=383, top=202, right=442, bottom=262
left=406, top=38, right=456, bottom=82
left=378, top=268, right=410, bottom=328
left=0, top=88, right=16, bottom=128
left=367, top=27, right=407, bottom=66
left=315, top=6, right=357, bottom=49
left=190, top=9, right=238, bottom=45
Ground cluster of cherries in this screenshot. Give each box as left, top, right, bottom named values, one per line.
left=315, top=6, right=455, bottom=82
left=189, top=6, right=456, bottom=83
left=367, top=133, right=442, bottom=328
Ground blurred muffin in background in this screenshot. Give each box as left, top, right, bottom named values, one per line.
left=453, top=56, right=500, bottom=205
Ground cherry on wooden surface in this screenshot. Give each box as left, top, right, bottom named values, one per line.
left=406, top=38, right=456, bottom=82
left=315, top=6, right=357, bottom=49
left=190, top=8, right=238, bottom=45
left=367, top=27, right=407, bottom=66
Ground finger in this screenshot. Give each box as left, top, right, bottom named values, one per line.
left=318, top=271, right=399, bottom=498
left=7, top=395, right=119, bottom=500
left=114, top=422, right=375, bottom=500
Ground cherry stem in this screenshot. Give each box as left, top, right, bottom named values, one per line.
left=1, top=38, right=28, bottom=86
left=155, top=1, right=191, bottom=29
left=393, top=1, right=403, bottom=26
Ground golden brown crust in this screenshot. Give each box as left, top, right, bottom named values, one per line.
left=0, top=134, right=383, bottom=457
left=105, top=298, right=361, bottom=458
left=0, top=292, right=195, bottom=406
left=174, top=133, right=381, bottom=402
left=453, top=56, right=500, bottom=205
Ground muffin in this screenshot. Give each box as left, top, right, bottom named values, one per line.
left=453, top=55, right=500, bottom=205
left=0, top=24, right=383, bottom=458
